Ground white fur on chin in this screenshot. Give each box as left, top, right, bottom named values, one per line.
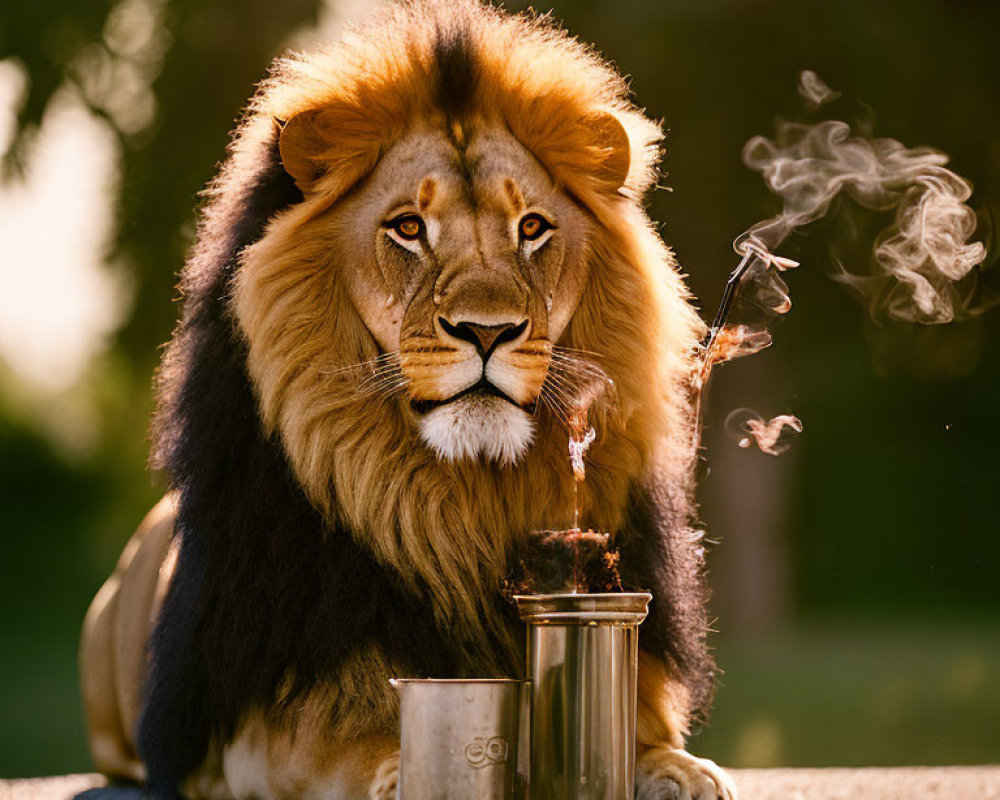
left=418, top=394, right=535, bottom=465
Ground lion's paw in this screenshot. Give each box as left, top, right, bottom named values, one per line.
left=636, top=747, right=736, bottom=800
left=368, top=750, right=400, bottom=800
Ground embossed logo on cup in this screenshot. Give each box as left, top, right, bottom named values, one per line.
left=463, top=735, right=509, bottom=768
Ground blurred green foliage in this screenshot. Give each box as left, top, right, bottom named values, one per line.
left=1, top=0, right=998, bottom=778
left=702, top=622, right=1000, bottom=767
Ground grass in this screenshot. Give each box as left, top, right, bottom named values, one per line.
left=692, top=619, right=1000, bottom=767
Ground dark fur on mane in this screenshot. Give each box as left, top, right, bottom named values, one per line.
left=620, top=482, right=716, bottom=724
left=138, top=117, right=518, bottom=798
left=432, top=20, right=479, bottom=118
left=137, top=33, right=714, bottom=800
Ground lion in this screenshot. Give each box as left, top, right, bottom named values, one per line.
left=79, top=2, right=736, bottom=798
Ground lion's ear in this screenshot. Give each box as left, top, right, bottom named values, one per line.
left=582, top=111, right=631, bottom=192
left=278, top=110, right=329, bottom=191
left=277, top=107, right=385, bottom=197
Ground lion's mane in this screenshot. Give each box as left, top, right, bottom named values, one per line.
left=140, top=2, right=714, bottom=796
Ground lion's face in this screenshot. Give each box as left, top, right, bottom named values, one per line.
left=284, top=121, right=591, bottom=464
left=230, top=5, right=705, bottom=568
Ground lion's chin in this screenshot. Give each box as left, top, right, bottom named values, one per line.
left=418, top=393, right=535, bottom=465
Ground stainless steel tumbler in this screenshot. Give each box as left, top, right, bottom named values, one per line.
left=515, top=592, right=651, bottom=800
left=391, top=678, right=523, bottom=800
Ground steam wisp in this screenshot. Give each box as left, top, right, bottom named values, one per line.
left=698, top=72, right=990, bottom=455
left=698, top=238, right=799, bottom=391
left=797, top=69, right=840, bottom=109
left=726, top=409, right=803, bottom=457
left=742, top=85, right=988, bottom=324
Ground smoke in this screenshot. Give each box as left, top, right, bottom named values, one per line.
left=725, top=409, right=803, bottom=456
left=797, top=70, right=840, bottom=109
left=700, top=73, right=992, bottom=456
left=741, top=80, right=988, bottom=324
left=697, top=241, right=798, bottom=391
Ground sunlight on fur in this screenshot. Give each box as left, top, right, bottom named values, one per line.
left=80, top=2, right=730, bottom=799
left=230, top=0, right=706, bottom=637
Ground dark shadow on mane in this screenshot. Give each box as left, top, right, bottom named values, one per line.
left=618, top=480, right=717, bottom=726
left=136, top=115, right=513, bottom=798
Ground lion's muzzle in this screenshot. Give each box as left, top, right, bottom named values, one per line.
left=402, top=312, right=549, bottom=463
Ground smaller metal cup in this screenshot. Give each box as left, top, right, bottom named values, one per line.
left=391, top=678, right=523, bottom=800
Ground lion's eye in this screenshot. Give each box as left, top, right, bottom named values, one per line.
left=518, top=213, right=553, bottom=242
left=386, top=214, right=425, bottom=241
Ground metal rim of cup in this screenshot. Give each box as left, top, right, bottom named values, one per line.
left=513, top=591, right=652, bottom=625
left=390, top=678, right=523, bottom=686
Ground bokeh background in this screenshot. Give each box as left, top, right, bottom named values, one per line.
left=2, top=0, right=998, bottom=778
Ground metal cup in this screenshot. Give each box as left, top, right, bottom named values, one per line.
left=515, top=592, right=651, bottom=800
left=391, top=678, right=523, bottom=800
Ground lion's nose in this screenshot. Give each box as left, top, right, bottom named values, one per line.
left=439, top=317, right=528, bottom=358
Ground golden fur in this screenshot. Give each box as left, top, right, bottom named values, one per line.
left=80, top=495, right=176, bottom=784
left=232, top=0, right=703, bottom=644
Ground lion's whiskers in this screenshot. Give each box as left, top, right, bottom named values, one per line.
left=320, top=351, right=399, bottom=377
left=539, top=386, right=572, bottom=427
left=546, top=356, right=609, bottom=392
left=548, top=344, right=602, bottom=359
left=319, top=347, right=609, bottom=412
left=355, top=371, right=407, bottom=400
left=539, top=348, right=612, bottom=430
left=548, top=352, right=608, bottom=381
left=319, top=352, right=410, bottom=401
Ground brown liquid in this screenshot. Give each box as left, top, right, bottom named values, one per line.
left=572, top=480, right=579, bottom=532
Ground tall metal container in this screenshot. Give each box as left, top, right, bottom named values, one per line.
left=515, top=592, right=651, bottom=800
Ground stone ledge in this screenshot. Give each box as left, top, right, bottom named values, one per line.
left=731, top=766, right=1000, bottom=800
left=2, top=768, right=999, bottom=800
